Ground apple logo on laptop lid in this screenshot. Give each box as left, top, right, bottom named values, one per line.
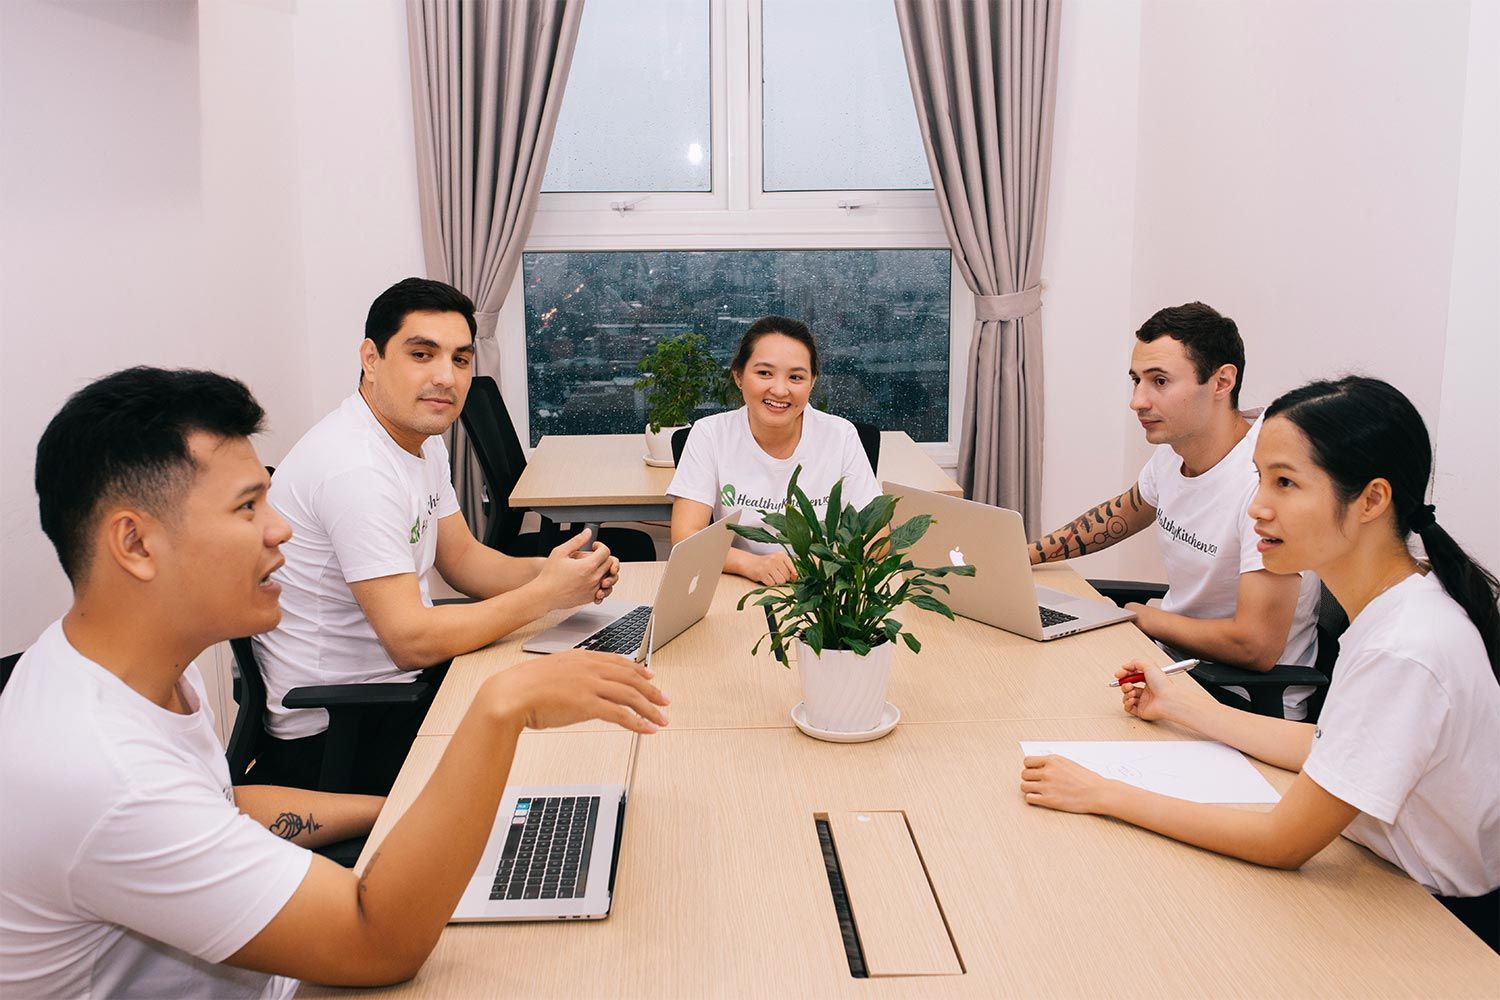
left=949, top=546, right=966, bottom=567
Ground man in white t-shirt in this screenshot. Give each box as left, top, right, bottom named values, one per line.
left=1028, top=302, right=1321, bottom=718
left=1, top=367, right=667, bottom=997
left=254, top=279, right=623, bottom=792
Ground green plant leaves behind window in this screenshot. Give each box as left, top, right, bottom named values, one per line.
left=729, top=464, right=975, bottom=663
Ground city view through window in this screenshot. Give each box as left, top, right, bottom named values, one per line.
left=522, top=250, right=951, bottom=446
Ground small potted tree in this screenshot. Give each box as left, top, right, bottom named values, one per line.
left=730, top=468, right=974, bottom=740
left=634, top=331, right=725, bottom=465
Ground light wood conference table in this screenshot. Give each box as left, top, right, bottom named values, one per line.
left=509, top=431, right=962, bottom=526
left=308, top=564, right=1500, bottom=997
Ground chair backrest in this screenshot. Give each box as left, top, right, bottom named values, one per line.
left=671, top=425, right=692, bottom=466
left=1313, top=583, right=1350, bottom=676
left=458, top=376, right=530, bottom=552
left=671, top=419, right=881, bottom=475
left=224, top=638, right=267, bottom=784
left=0, top=652, right=21, bottom=695
left=853, top=421, right=881, bottom=474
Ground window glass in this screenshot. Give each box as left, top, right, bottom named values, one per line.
left=543, top=0, right=711, bottom=192
left=761, top=0, right=932, bottom=191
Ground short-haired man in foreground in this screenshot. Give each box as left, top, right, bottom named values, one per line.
left=255, top=278, right=623, bottom=793
left=1029, top=302, right=1322, bottom=718
left=0, top=368, right=666, bottom=997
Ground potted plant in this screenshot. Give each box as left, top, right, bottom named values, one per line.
left=634, top=331, right=726, bottom=465
left=730, top=468, right=975, bottom=738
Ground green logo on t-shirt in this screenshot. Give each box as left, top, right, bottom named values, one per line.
left=409, top=517, right=421, bottom=544
left=720, top=484, right=737, bottom=507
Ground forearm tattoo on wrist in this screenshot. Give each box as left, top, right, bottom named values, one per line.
left=1033, top=485, right=1142, bottom=562
left=269, top=811, right=323, bottom=840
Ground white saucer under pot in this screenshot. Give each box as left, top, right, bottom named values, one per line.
left=791, top=701, right=901, bottom=743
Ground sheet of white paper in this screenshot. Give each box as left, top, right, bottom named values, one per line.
left=1019, top=740, right=1281, bottom=804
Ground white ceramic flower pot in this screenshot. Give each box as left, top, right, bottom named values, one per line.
left=794, top=639, right=895, bottom=734
left=643, top=424, right=687, bottom=465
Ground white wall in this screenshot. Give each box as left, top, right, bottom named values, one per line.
left=0, top=0, right=313, bottom=651
left=0, top=0, right=426, bottom=652
left=1436, top=0, right=1500, bottom=571
left=290, top=0, right=426, bottom=418
left=1037, top=0, right=1495, bottom=582
left=1039, top=0, right=1161, bottom=583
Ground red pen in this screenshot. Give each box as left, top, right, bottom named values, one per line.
left=1110, top=658, right=1200, bottom=687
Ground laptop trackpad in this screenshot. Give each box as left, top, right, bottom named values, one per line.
left=527, top=601, right=635, bottom=650
left=1036, top=586, right=1100, bottom=612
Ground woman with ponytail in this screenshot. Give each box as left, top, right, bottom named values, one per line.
left=1020, top=376, right=1500, bottom=951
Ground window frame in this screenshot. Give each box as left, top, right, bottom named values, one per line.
left=500, top=0, right=971, bottom=467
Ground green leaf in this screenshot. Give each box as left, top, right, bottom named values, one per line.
left=728, top=524, right=780, bottom=545
left=825, top=478, right=843, bottom=537
left=927, top=563, right=976, bottom=577
left=804, top=623, right=823, bottom=656
left=762, top=511, right=789, bottom=534
left=857, top=494, right=899, bottom=540
left=902, top=632, right=922, bottom=653
left=844, top=637, right=872, bottom=656
left=887, top=513, right=933, bottom=553
left=784, top=509, right=813, bottom=556
left=909, top=593, right=956, bottom=619
left=787, top=479, right=824, bottom=545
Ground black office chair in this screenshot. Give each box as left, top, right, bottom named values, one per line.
left=0, top=652, right=20, bottom=694
left=460, top=376, right=656, bottom=560
left=226, top=638, right=430, bottom=867
left=1089, top=580, right=1347, bottom=722
left=670, top=420, right=882, bottom=473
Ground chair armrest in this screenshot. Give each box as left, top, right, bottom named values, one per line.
left=1086, top=579, right=1169, bottom=608
left=1191, top=661, right=1330, bottom=722
left=282, top=681, right=430, bottom=711
left=1191, top=662, right=1329, bottom=689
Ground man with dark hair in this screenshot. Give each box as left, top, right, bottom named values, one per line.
left=254, top=277, right=622, bottom=793
left=1028, top=302, right=1322, bottom=718
left=0, top=367, right=666, bottom=997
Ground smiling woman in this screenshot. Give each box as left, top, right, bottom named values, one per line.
left=665, top=316, right=881, bottom=587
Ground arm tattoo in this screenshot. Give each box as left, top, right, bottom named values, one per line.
left=269, top=811, right=323, bottom=841
left=1034, top=485, right=1143, bottom=562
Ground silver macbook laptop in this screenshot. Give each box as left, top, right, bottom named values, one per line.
left=883, top=482, right=1135, bottom=641
left=521, top=510, right=741, bottom=659
left=451, top=783, right=627, bottom=922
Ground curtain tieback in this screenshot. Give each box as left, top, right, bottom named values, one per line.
left=974, top=284, right=1043, bottom=322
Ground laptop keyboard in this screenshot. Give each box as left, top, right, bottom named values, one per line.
left=490, top=795, right=599, bottom=901
left=1038, top=605, right=1080, bottom=629
left=576, top=604, right=651, bottom=654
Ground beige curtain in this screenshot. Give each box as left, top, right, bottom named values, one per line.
left=406, top=0, right=584, bottom=530
left=895, top=0, right=1061, bottom=536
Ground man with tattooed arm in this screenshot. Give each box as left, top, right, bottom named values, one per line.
left=1028, top=303, right=1321, bottom=718
left=0, top=368, right=666, bottom=997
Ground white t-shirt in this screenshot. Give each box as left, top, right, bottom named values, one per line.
left=666, top=407, right=880, bottom=556
left=0, top=621, right=311, bottom=999
left=1303, top=573, right=1500, bottom=897
left=255, top=393, right=461, bottom=738
left=1137, top=409, right=1322, bottom=717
